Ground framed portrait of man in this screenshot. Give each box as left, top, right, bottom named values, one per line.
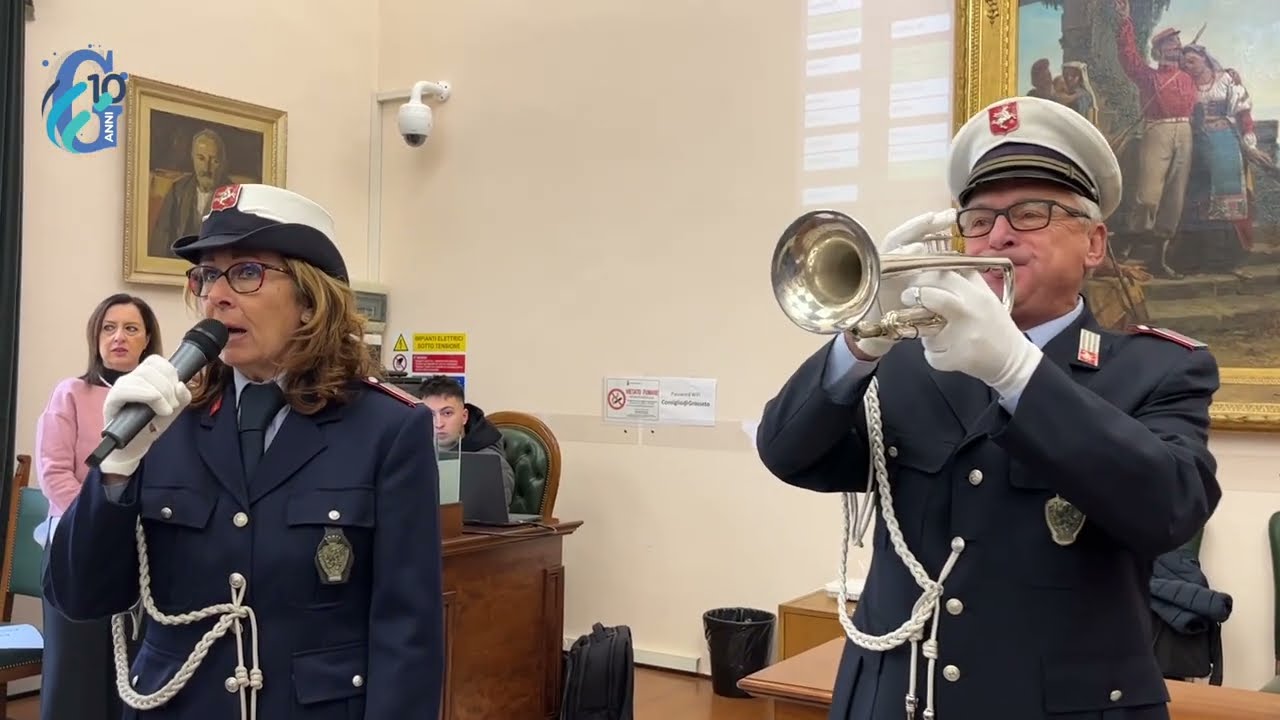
left=122, top=75, right=286, bottom=287
left=957, top=0, right=1280, bottom=431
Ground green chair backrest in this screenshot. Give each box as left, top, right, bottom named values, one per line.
left=9, top=487, right=48, bottom=599
left=500, top=426, right=550, bottom=516
left=1181, top=527, right=1204, bottom=560
left=1269, top=511, right=1280, bottom=671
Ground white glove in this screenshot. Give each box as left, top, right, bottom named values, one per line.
left=99, top=355, right=192, bottom=477
left=853, top=209, right=959, bottom=358
left=902, top=270, right=1043, bottom=399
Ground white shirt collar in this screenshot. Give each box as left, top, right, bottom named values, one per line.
left=231, top=367, right=287, bottom=404
left=1023, top=296, right=1085, bottom=349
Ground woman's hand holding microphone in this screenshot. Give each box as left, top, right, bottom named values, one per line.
left=98, top=355, right=193, bottom=481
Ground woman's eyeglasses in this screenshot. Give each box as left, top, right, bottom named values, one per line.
left=185, top=261, right=291, bottom=298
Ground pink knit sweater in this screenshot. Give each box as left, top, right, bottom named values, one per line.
left=35, top=377, right=109, bottom=517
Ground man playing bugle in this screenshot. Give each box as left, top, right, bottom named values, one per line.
left=757, top=96, right=1220, bottom=720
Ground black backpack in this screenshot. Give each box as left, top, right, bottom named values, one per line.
left=560, top=623, right=634, bottom=720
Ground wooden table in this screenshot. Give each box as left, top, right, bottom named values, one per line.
left=739, top=638, right=1280, bottom=720
left=441, top=518, right=581, bottom=720
left=778, top=589, right=857, bottom=660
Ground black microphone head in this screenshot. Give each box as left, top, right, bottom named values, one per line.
left=185, top=319, right=230, bottom=359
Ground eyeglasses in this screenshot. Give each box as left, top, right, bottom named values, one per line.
left=186, top=261, right=291, bottom=298
left=955, top=200, right=1089, bottom=238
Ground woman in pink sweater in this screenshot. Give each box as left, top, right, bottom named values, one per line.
left=35, top=293, right=162, bottom=720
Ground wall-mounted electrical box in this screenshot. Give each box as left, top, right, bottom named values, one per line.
left=352, top=280, right=390, bottom=366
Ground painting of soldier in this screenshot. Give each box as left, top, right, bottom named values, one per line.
left=1016, top=0, right=1280, bottom=368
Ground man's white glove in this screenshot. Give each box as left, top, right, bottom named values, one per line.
left=853, top=209, right=958, bottom=358
left=902, top=269, right=1043, bottom=399
left=99, top=355, right=193, bottom=477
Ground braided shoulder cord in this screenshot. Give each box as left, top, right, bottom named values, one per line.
left=834, top=376, right=964, bottom=719
left=110, top=518, right=263, bottom=720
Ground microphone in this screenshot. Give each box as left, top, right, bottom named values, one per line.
left=85, top=319, right=230, bottom=468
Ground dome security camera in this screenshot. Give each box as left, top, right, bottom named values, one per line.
left=397, top=80, right=451, bottom=148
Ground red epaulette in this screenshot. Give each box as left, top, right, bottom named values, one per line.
left=362, top=377, right=422, bottom=406
left=1125, top=324, right=1207, bottom=350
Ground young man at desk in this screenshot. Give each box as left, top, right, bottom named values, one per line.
left=418, top=375, right=516, bottom=505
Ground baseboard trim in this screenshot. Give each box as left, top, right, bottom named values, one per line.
left=562, top=636, right=701, bottom=674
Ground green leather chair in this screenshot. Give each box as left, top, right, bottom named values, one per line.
left=1263, top=511, right=1280, bottom=693
left=490, top=411, right=561, bottom=519
left=1180, top=527, right=1204, bottom=560
left=0, top=455, right=47, bottom=717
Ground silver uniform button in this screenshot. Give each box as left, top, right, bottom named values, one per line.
left=229, top=573, right=245, bottom=589
left=887, top=446, right=899, bottom=458
left=945, top=598, right=963, bottom=615
left=951, top=536, right=966, bottom=552
left=224, top=677, right=239, bottom=692
left=328, top=510, right=341, bottom=521
left=233, top=512, right=249, bottom=528
left=967, top=469, right=983, bottom=486
left=160, top=507, right=173, bottom=519
left=1110, top=689, right=1122, bottom=702
left=943, top=665, right=961, bottom=682
left=352, top=675, right=364, bottom=687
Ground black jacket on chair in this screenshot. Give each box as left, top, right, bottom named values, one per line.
left=1150, top=548, right=1232, bottom=685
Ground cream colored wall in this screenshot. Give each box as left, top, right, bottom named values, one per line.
left=374, top=0, right=1280, bottom=692
left=14, top=0, right=1280, bottom=702
left=16, top=0, right=379, bottom=694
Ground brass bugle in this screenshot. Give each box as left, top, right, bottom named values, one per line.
left=770, top=210, right=1015, bottom=340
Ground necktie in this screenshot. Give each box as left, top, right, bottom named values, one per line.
left=239, top=382, right=286, bottom=479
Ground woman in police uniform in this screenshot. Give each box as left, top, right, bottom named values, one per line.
left=43, top=184, right=444, bottom=720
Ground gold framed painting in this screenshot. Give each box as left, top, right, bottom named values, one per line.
left=957, top=0, right=1280, bottom=431
left=122, top=75, right=286, bottom=286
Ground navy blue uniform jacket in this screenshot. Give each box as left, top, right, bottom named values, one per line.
left=756, top=308, right=1220, bottom=720
left=44, top=378, right=444, bottom=719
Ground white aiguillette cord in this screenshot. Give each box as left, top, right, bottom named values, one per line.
left=110, top=519, right=264, bottom=720
left=836, top=376, right=964, bottom=720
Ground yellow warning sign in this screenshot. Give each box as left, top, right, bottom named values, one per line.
left=392, top=334, right=409, bottom=352
left=413, top=333, right=467, bottom=353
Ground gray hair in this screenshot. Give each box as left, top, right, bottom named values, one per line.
left=1072, top=194, right=1103, bottom=222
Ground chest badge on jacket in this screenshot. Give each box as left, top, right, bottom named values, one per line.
left=316, top=527, right=354, bottom=584
left=1045, top=495, right=1086, bottom=546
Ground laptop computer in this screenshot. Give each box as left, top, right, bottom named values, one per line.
left=457, top=451, right=541, bottom=527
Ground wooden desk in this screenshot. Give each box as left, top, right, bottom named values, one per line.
left=778, top=589, right=856, bottom=660
left=739, top=638, right=1280, bottom=720
left=441, top=519, right=581, bottom=720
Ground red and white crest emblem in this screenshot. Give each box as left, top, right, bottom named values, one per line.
left=988, top=102, right=1019, bottom=135
left=210, top=184, right=242, bottom=212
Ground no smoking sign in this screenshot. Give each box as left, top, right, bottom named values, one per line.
left=607, top=388, right=626, bottom=410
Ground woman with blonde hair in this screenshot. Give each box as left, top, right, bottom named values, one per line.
left=43, top=184, right=444, bottom=720
left=36, top=292, right=162, bottom=720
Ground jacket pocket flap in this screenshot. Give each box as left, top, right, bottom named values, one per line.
left=293, top=642, right=367, bottom=705
left=140, top=487, right=215, bottom=529
left=886, top=433, right=954, bottom=473
left=1042, top=654, right=1170, bottom=713
left=129, top=642, right=192, bottom=696
left=286, top=488, right=375, bottom=527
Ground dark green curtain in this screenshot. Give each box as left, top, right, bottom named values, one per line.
left=0, top=0, right=26, bottom=522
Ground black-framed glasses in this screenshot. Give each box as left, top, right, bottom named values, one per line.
left=185, top=261, right=291, bottom=297
left=955, top=200, right=1089, bottom=238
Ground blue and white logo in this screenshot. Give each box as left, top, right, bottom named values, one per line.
left=39, top=45, right=128, bottom=154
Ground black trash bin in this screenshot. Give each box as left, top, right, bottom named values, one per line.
left=702, top=607, right=776, bottom=698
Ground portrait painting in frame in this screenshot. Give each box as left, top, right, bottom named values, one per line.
left=122, top=75, right=286, bottom=286
left=957, top=0, right=1280, bottom=431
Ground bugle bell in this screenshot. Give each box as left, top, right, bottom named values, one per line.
left=770, top=210, right=1015, bottom=339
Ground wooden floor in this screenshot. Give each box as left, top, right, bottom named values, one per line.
left=4, top=668, right=771, bottom=719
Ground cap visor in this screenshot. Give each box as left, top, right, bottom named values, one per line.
left=960, top=168, right=1094, bottom=204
